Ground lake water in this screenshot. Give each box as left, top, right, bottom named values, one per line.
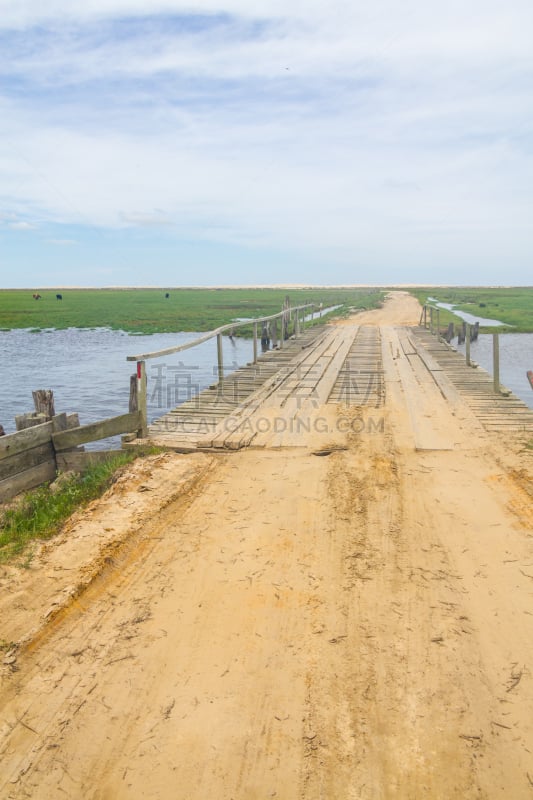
left=427, top=298, right=507, bottom=327
left=454, top=333, right=533, bottom=409
left=0, top=328, right=254, bottom=442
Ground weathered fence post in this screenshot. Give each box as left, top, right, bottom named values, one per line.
left=465, top=324, right=471, bottom=366
left=32, top=389, right=55, bottom=418
left=436, top=308, right=440, bottom=338
left=217, top=333, right=224, bottom=383
left=129, top=374, right=138, bottom=412
left=493, top=333, right=500, bottom=394
left=253, top=321, right=258, bottom=364
left=429, top=307, right=434, bottom=334
left=137, top=361, right=148, bottom=438
left=294, top=310, right=300, bottom=339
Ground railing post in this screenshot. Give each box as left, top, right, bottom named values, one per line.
left=465, top=324, right=471, bottom=366
left=295, top=311, right=300, bottom=339
left=271, top=317, right=278, bottom=349
left=253, top=321, right=258, bottom=364
left=429, top=306, right=434, bottom=334
left=217, top=333, right=224, bottom=383
left=436, top=308, right=440, bottom=338
left=493, top=332, right=500, bottom=393
left=136, top=360, right=148, bottom=438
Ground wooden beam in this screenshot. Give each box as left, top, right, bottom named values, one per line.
left=15, top=412, right=48, bottom=431
left=52, top=412, right=141, bottom=451
left=0, top=421, right=53, bottom=461
left=0, top=442, right=55, bottom=482
left=0, top=460, right=56, bottom=503
left=55, top=450, right=121, bottom=472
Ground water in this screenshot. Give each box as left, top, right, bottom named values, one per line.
left=0, top=328, right=254, bottom=445
left=455, top=333, right=533, bottom=409
left=304, top=305, right=343, bottom=321
left=427, top=298, right=507, bottom=327
left=233, top=305, right=343, bottom=325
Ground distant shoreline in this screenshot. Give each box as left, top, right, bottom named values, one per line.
left=1, top=284, right=532, bottom=291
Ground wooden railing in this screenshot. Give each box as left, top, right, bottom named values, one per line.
left=126, top=302, right=319, bottom=438
left=420, top=303, right=502, bottom=394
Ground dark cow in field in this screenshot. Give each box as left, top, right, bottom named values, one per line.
left=56, top=294, right=63, bottom=300
left=165, top=293, right=170, bottom=299
left=32, top=293, right=42, bottom=300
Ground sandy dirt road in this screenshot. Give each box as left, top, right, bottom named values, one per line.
left=1, top=293, right=532, bottom=799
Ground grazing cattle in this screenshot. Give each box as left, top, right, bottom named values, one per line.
left=32, top=293, right=42, bottom=300
left=56, top=294, right=63, bottom=300
left=165, top=293, right=170, bottom=299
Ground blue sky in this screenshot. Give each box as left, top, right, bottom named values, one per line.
left=0, top=0, right=532, bottom=287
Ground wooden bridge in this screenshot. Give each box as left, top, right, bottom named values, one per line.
left=127, top=304, right=532, bottom=452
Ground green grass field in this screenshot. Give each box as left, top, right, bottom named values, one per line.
left=408, top=287, right=533, bottom=332
left=0, top=288, right=383, bottom=334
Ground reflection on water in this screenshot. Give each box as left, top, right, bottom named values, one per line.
left=455, top=333, right=533, bottom=409
left=0, top=328, right=254, bottom=443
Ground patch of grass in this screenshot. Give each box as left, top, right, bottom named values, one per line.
left=408, top=287, right=533, bottom=332
left=0, top=448, right=159, bottom=564
left=0, top=288, right=384, bottom=335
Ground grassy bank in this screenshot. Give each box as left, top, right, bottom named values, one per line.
left=0, top=288, right=383, bottom=334
left=408, top=287, right=533, bottom=332
left=0, top=450, right=154, bottom=564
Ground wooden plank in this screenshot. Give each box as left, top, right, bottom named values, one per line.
left=55, top=450, right=121, bottom=472
left=53, top=412, right=141, bottom=451
left=0, top=442, right=55, bottom=482
left=0, top=421, right=53, bottom=461
left=0, top=460, right=56, bottom=503
left=15, top=412, right=48, bottom=431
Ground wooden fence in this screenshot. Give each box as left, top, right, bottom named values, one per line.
left=0, top=411, right=141, bottom=503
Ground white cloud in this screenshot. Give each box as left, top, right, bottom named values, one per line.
left=0, top=1, right=532, bottom=281
left=7, top=221, right=37, bottom=230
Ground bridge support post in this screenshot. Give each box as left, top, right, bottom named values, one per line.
left=493, top=333, right=500, bottom=393
left=136, top=360, right=148, bottom=438
left=271, top=318, right=278, bottom=349
left=253, top=322, right=258, bottom=364
left=217, top=334, right=224, bottom=384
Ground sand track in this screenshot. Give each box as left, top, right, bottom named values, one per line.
left=1, top=292, right=532, bottom=799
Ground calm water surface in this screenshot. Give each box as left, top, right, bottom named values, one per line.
left=427, top=298, right=507, bottom=327
left=455, top=333, right=533, bottom=409
left=0, top=328, right=254, bottom=440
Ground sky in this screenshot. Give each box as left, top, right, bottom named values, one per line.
left=0, top=0, right=532, bottom=287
